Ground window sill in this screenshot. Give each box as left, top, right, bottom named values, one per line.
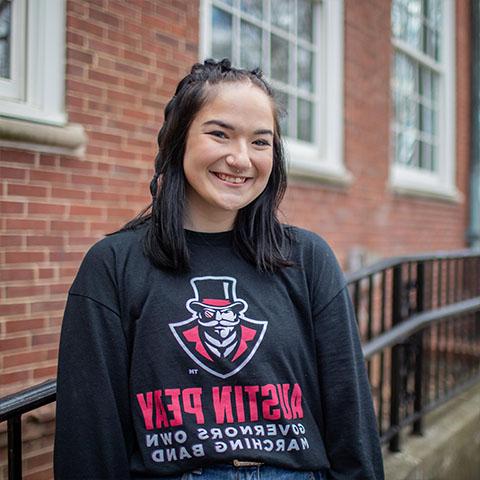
left=0, top=117, right=87, bottom=156
left=390, top=165, right=462, bottom=203
left=390, top=181, right=463, bottom=203
left=288, top=159, right=353, bottom=187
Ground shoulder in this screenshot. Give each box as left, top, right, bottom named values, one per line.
left=285, top=225, right=347, bottom=304
left=83, top=225, right=147, bottom=265
left=285, top=225, right=340, bottom=267
left=70, top=225, right=147, bottom=295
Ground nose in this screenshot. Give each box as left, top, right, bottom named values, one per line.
left=226, top=140, right=251, bottom=172
left=215, top=311, right=222, bottom=321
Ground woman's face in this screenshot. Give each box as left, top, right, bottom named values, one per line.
left=183, top=81, right=274, bottom=232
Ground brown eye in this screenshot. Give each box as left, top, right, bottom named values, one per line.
left=208, top=130, right=228, bottom=139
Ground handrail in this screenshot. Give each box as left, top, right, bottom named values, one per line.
left=346, top=248, right=480, bottom=283
left=0, top=379, right=56, bottom=422
left=363, top=297, right=480, bottom=359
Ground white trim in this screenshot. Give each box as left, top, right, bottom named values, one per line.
left=390, top=0, right=456, bottom=198
left=199, top=0, right=349, bottom=184
left=0, top=0, right=66, bottom=125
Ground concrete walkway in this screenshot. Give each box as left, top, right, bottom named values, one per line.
left=383, top=381, right=480, bottom=480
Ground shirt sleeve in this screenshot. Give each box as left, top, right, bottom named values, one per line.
left=313, top=286, right=384, bottom=480
left=54, top=243, right=134, bottom=479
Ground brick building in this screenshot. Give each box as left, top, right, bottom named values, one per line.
left=0, top=0, right=477, bottom=478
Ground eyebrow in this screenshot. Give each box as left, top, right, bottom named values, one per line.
left=202, top=119, right=273, bottom=136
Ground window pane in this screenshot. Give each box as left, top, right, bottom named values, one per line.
left=241, top=0, right=263, bottom=19
left=431, top=72, right=438, bottom=102
left=297, top=98, right=313, bottom=142
left=420, top=141, right=432, bottom=170
left=395, top=132, right=405, bottom=164
left=297, top=47, right=314, bottom=92
left=392, top=0, right=442, bottom=61
left=426, top=0, right=442, bottom=29
left=394, top=53, right=416, bottom=96
left=273, top=89, right=289, bottom=136
left=405, top=133, right=419, bottom=167
left=404, top=98, right=417, bottom=128
left=0, top=0, right=11, bottom=79
left=212, top=7, right=232, bottom=61
left=271, top=0, right=293, bottom=32
left=405, top=1, right=421, bottom=50
left=240, top=20, right=261, bottom=70
left=420, top=67, right=431, bottom=100
left=420, top=104, right=433, bottom=134
left=391, top=0, right=407, bottom=39
left=270, top=34, right=289, bottom=83
left=297, top=0, right=313, bottom=42
left=395, top=130, right=419, bottom=167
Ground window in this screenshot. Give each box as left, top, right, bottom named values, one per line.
left=200, top=0, right=348, bottom=183
left=390, top=0, right=457, bottom=199
left=0, top=0, right=66, bottom=125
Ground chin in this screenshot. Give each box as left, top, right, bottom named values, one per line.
left=213, top=196, right=254, bottom=212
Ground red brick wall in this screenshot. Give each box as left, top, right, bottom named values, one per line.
left=0, top=0, right=472, bottom=478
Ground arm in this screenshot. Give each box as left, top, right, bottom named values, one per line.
left=314, top=287, right=384, bottom=480
left=54, top=245, right=134, bottom=479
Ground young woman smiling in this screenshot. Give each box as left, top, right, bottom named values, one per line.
left=54, top=59, right=384, bottom=480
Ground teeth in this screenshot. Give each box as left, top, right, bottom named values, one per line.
left=215, top=172, right=247, bottom=184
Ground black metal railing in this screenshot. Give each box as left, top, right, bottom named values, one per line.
left=0, top=380, right=56, bottom=480
left=1, top=249, right=479, bottom=478
left=346, top=250, right=480, bottom=451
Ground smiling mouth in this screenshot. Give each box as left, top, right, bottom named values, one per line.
left=212, top=172, right=249, bottom=184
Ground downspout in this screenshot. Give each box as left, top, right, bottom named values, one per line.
left=467, top=0, right=480, bottom=247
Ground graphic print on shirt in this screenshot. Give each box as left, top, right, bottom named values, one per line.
left=169, top=276, right=267, bottom=379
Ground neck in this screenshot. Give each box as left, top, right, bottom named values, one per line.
left=184, top=203, right=236, bottom=233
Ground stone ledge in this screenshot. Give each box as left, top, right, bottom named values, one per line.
left=0, top=117, right=87, bottom=156
left=383, top=381, right=480, bottom=480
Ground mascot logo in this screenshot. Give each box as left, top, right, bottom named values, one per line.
left=169, top=276, right=267, bottom=379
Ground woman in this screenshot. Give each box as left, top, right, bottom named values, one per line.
left=54, top=59, right=384, bottom=479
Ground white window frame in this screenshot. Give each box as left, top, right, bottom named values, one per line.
left=199, top=0, right=349, bottom=184
left=0, top=0, right=66, bottom=125
left=390, top=0, right=458, bottom=200
left=0, top=0, right=25, bottom=100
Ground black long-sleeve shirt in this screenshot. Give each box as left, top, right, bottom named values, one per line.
left=54, top=225, right=384, bottom=479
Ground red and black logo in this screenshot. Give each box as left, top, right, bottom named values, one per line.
left=169, top=276, right=268, bottom=379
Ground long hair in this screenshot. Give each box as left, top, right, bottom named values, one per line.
left=119, top=58, right=291, bottom=272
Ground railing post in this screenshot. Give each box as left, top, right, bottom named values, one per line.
left=389, top=265, right=403, bottom=452
left=7, top=416, right=22, bottom=480
left=413, top=262, right=425, bottom=435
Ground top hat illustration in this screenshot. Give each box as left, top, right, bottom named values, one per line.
left=187, top=277, right=247, bottom=313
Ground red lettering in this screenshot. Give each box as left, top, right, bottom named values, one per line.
left=164, top=388, right=183, bottom=426
left=154, top=390, right=170, bottom=429
left=136, top=392, right=154, bottom=430
left=291, top=383, right=304, bottom=419
left=212, top=386, right=234, bottom=423
left=261, top=384, right=281, bottom=420
left=244, top=385, right=259, bottom=421
left=182, top=387, right=205, bottom=424
left=234, top=385, right=245, bottom=422
left=277, top=383, right=292, bottom=419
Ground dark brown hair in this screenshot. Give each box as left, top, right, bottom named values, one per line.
left=119, top=58, right=291, bottom=272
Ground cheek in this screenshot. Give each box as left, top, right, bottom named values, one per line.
left=257, top=156, right=274, bottom=184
